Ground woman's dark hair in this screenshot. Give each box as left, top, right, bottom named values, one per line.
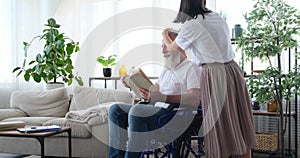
left=173, top=0, right=212, bottom=23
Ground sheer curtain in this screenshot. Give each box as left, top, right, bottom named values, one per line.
left=0, top=0, right=61, bottom=108
left=51, top=0, right=185, bottom=88
left=0, top=0, right=14, bottom=89
left=1, top=0, right=217, bottom=107
left=0, top=0, right=15, bottom=108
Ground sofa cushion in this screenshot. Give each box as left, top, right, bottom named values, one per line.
left=44, top=118, right=92, bottom=138
left=10, top=87, right=70, bottom=117
left=2, top=117, right=57, bottom=126
left=0, top=109, right=27, bottom=121
left=70, top=86, right=134, bottom=111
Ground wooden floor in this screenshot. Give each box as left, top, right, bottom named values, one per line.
left=0, top=152, right=288, bottom=158
left=0, top=154, right=58, bottom=158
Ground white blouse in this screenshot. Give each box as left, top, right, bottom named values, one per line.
left=175, top=12, right=235, bottom=66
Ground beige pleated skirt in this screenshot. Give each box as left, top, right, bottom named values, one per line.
left=199, top=60, right=256, bottom=158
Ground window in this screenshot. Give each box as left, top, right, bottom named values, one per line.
left=0, top=0, right=14, bottom=88
left=217, top=0, right=300, bottom=75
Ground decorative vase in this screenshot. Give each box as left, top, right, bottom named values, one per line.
left=267, top=100, right=278, bottom=112
left=103, top=68, right=112, bottom=77
left=119, top=65, right=127, bottom=77
left=232, top=24, right=243, bottom=39
left=45, top=82, right=65, bottom=90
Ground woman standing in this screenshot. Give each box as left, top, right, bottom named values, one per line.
left=161, top=0, right=256, bottom=157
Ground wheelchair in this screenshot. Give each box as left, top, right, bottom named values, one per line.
left=140, top=105, right=204, bottom=158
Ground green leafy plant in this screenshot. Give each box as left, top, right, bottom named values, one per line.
left=96, top=54, right=117, bottom=68
left=12, top=18, right=83, bottom=86
left=236, top=0, right=300, bottom=156
left=246, top=67, right=300, bottom=103
left=246, top=69, right=277, bottom=104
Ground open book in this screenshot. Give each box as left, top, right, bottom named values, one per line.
left=125, top=68, right=153, bottom=97
left=0, top=121, right=25, bottom=131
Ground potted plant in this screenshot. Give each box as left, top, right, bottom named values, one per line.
left=246, top=69, right=279, bottom=112
left=12, top=18, right=83, bottom=89
left=236, top=0, right=300, bottom=157
left=96, top=54, right=117, bottom=77
left=246, top=73, right=268, bottom=111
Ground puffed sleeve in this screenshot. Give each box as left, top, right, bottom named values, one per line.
left=175, top=20, right=203, bottom=51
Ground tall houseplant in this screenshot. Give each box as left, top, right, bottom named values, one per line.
left=237, top=0, right=300, bottom=156
left=13, top=18, right=83, bottom=87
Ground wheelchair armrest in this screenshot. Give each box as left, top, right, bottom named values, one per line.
left=158, top=106, right=202, bottom=127
left=158, top=110, right=177, bottom=127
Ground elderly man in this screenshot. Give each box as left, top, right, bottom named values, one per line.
left=108, top=32, right=201, bottom=158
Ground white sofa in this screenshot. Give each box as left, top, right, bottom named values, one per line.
left=0, top=86, right=134, bottom=158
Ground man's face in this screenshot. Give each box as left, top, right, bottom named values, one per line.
left=162, top=40, right=168, bottom=55
left=162, top=40, right=181, bottom=69
left=161, top=31, right=183, bottom=69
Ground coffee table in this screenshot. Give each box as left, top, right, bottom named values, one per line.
left=0, top=127, right=72, bottom=158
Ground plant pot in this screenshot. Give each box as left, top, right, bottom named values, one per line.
left=267, top=100, right=278, bottom=112
left=103, top=68, right=112, bottom=77
left=45, top=82, right=65, bottom=90
left=252, top=101, right=260, bottom=110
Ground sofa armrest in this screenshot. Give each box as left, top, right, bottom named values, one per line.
left=0, top=109, right=27, bottom=121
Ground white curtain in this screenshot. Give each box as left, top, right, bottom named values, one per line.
left=1, top=0, right=219, bottom=107
left=0, top=0, right=61, bottom=107
left=0, top=0, right=14, bottom=89
left=0, top=0, right=14, bottom=108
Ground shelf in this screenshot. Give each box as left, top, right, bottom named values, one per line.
left=252, top=110, right=296, bottom=118
left=89, top=76, right=158, bottom=89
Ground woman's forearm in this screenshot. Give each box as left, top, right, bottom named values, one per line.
left=162, top=29, right=184, bottom=53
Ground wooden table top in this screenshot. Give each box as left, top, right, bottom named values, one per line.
left=0, top=126, right=71, bottom=137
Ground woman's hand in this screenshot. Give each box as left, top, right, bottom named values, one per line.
left=162, top=28, right=172, bottom=35
left=162, top=28, right=171, bottom=43
left=162, top=28, right=183, bottom=53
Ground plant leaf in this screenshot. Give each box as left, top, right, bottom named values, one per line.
left=24, top=73, right=30, bottom=81
left=12, top=67, right=21, bottom=73
left=75, top=76, right=84, bottom=86
left=66, top=43, right=74, bottom=55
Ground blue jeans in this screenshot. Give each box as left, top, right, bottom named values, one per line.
left=108, top=103, right=175, bottom=158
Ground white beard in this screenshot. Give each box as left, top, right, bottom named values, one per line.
left=164, top=52, right=181, bottom=69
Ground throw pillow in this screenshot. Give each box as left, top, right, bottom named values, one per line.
left=10, top=87, right=70, bottom=117
left=69, top=86, right=134, bottom=111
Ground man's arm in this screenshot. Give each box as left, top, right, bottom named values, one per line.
left=139, top=88, right=200, bottom=107
left=120, top=75, right=131, bottom=88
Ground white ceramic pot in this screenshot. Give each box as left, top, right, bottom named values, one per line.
left=45, top=82, right=65, bottom=90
